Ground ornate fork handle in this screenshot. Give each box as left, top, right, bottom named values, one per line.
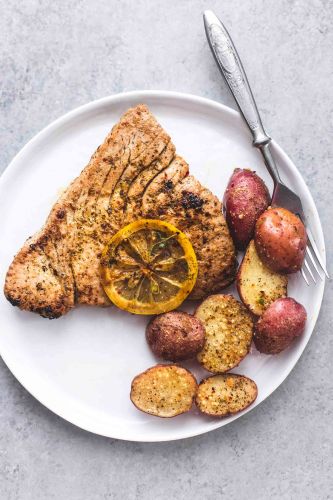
left=204, top=10, right=284, bottom=185
left=204, top=11, right=270, bottom=146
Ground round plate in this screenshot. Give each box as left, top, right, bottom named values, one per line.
left=0, top=91, right=325, bottom=442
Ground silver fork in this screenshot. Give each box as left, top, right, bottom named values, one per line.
left=203, top=10, right=329, bottom=284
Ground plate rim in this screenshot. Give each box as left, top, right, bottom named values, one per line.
left=0, top=90, right=326, bottom=442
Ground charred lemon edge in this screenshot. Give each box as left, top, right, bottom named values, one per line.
left=100, top=219, right=198, bottom=315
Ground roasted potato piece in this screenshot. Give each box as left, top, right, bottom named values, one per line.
left=196, top=374, right=258, bottom=417
left=223, top=168, right=270, bottom=249
left=195, top=294, right=254, bottom=373
left=237, top=240, right=288, bottom=316
left=146, top=311, right=205, bottom=361
left=254, top=207, right=307, bottom=273
left=254, top=297, right=307, bottom=354
left=130, top=364, right=197, bottom=417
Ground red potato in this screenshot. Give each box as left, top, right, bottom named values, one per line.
left=254, top=297, right=307, bottom=354
left=223, top=168, right=271, bottom=249
left=146, top=311, right=205, bottom=361
left=255, top=207, right=307, bottom=273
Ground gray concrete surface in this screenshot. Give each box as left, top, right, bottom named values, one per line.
left=1, top=1, right=332, bottom=498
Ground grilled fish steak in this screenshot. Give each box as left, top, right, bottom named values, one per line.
left=4, top=105, right=237, bottom=318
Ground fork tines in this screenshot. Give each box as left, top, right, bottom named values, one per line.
left=301, top=227, right=329, bottom=285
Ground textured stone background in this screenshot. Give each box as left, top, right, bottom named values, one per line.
left=1, top=1, right=332, bottom=499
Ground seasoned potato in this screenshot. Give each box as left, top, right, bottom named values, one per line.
left=223, top=168, right=270, bottom=249
left=196, top=374, right=257, bottom=417
left=254, top=297, right=307, bottom=354
left=255, top=207, right=307, bottom=273
left=146, top=311, right=205, bottom=361
left=195, top=294, right=254, bottom=373
left=130, top=364, right=197, bottom=417
left=237, top=240, right=288, bottom=316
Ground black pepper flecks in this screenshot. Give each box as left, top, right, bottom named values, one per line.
left=181, top=191, right=204, bottom=210
left=56, top=208, right=66, bottom=219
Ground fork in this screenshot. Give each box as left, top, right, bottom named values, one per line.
left=203, top=10, right=329, bottom=284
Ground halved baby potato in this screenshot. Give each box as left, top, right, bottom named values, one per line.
left=237, top=240, right=288, bottom=316
left=195, top=294, right=254, bottom=373
left=196, top=374, right=258, bottom=417
left=130, top=364, right=197, bottom=418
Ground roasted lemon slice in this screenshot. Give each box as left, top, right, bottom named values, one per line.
left=100, top=219, right=198, bottom=315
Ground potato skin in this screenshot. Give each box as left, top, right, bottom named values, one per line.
left=223, top=168, right=270, bottom=250
left=254, top=298, right=307, bottom=354
left=254, top=207, right=307, bottom=273
left=146, top=311, right=205, bottom=361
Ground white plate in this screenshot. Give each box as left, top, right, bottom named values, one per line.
left=0, top=91, right=325, bottom=442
